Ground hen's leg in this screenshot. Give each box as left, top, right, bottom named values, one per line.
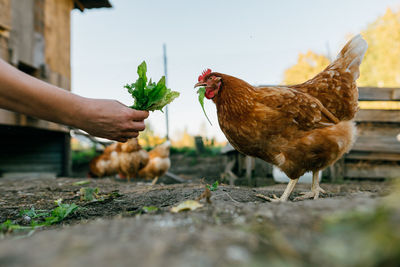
left=294, top=171, right=326, bottom=201
left=256, top=178, right=299, bottom=202
left=151, top=176, right=159, bottom=185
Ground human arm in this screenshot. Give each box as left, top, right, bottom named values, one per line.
left=0, top=59, right=148, bottom=142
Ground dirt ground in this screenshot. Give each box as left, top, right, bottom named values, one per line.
left=0, top=176, right=395, bottom=267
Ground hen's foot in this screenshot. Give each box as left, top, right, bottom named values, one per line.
left=151, top=176, right=159, bottom=185
left=256, top=193, right=287, bottom=203
left=294, top=186, right=326, bottom=201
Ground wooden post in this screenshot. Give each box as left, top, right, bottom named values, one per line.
left=329, top=157, right=345, bottom=182
left=194, top=136, right=204, bottom=154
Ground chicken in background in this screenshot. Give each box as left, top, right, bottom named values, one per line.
left=89, top=138, right=171, bottom=184
left=118, top=138, right=149, bottom=182
left=194, top=35, right=368, bottom=202
left=89, top=142, right=121, bottom=177
left=138, top=141, right=171, bottom=185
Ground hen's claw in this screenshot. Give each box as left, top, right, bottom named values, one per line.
left=294, top=186, right=326, bottom=201
left=256, top=194, right=286, bottom=203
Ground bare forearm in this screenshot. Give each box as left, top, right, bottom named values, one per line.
left=0, top=59, right=85, bottom=127
left=0, top=59, right=149, bottom=141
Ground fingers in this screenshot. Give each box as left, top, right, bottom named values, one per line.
left=130, top=109, right=149, bottom=121
left=133, top=121, right=145, bottom=131
left=121, top=121, right=145, bottom=132
left=115, top=131, right=139, bottom=143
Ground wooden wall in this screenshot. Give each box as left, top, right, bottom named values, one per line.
left=44, top=0, right=73, bottom=91
left=0, top=0, right=11, bottom=61
left=0, top=0, right=74, bottom=131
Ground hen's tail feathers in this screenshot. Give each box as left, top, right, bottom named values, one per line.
left=330, top=34, right=368, bottom=81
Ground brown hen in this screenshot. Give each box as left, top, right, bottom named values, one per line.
left=138, top=141, right=171, bottom=184
left=194, top=35, right=367, bottom=202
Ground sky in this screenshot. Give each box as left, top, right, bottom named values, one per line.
left=71, top=0, right=400, bottom=142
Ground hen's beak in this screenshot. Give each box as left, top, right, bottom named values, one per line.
left=194, top=82, right=207, bottom=88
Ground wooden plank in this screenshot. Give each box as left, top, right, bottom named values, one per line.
left=346, top=152, right=400, bottom=161
left=10, top=0, right=35, bottom=67
left=358, top=87, right=400, bottom=101
left=345, top=162, right=400, bottom=179
left=44, top=0, right=73, bottom=89
left=0, top=108, right=69, bottom=132
left=351, top=123, right=400, bottom=153
left=0, top=0, right=11, bottom=29
left=355, top=110, right=400, bottom=123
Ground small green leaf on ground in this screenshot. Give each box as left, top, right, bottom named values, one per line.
left=20, top=207, right=50, bottom=219
left=73, top=180, right=91, bottom=186
left=141, top=206, right=159, bottom=213
left=80, top=187, right=100, bottom=202
left=44, top=203, right=78, bottom=225
left=206, top=181, right=219, bottom=191
left=0, top=220, right=32, bottom=233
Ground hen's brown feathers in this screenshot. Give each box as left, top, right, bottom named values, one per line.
left=290, top=35, right=367, bottom=120
left=89, top=139, right=171, bottom=181
left=209, top=35, right=367, bottom=179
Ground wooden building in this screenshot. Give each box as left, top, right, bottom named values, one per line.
left=0, top=0, right=111, bottom=177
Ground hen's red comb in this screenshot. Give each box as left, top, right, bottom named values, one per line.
left=198, top=68, right=212, bottom=82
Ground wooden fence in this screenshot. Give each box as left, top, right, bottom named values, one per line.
left=330, top=87, right=400, bottom=180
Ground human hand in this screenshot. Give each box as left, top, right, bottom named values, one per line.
left=75, top=98, right=149, bottom=142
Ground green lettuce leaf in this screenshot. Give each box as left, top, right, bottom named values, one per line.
left=197, top=87, right=212, bottom=125
left=125, top=61, right=180, bottom=112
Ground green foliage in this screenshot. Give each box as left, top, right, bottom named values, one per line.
left=170, top=146, right=221, bottom=157
left=141, top=206, right=159, bottom=213
left=125, top=61, right=180, bottom=111
left=1, top=202, right=79, bottom=234
left=72, top=145, right=99, bottom=166
left=42, top=203, right=78, bottom=225
left=196, top=87, right=212, bottom=125
left=20, top=207, right=50, bottom=219
left=283, top=8, right=400, bottom=87
left=72, top=180, right=91, bottom=186
left=316, top=201, right=400, bottom=266
left=0, top=220, right=32, bottom=232
left=80, top=187, right=100, bottom=202
left=206, top=181, right=219, bottom=191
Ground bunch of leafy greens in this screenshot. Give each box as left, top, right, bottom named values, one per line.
left=196, top=87, right=212, bottom=125
left=125, top=61, right=180, bottom=112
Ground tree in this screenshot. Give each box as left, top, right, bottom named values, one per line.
left=358, top=8, right=400, bottom=87
left=283, top=8, right=400, bottom=88
left=283, top=51, right=330, bottom=85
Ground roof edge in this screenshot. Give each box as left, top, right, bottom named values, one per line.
left=74, top=0, right=112, bottom=12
